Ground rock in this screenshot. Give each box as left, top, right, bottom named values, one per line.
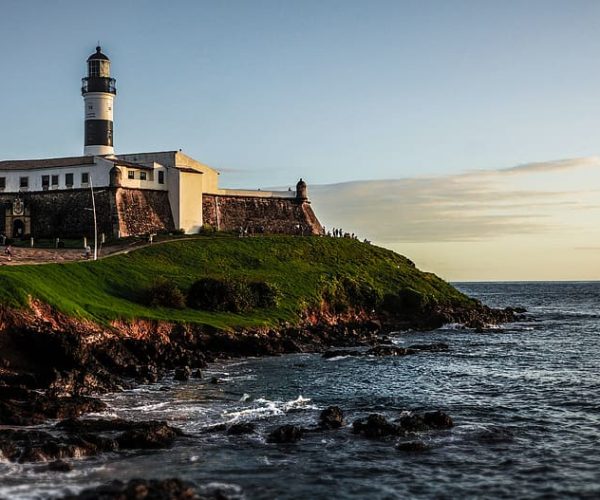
left=397, top=414, right=429, bottom=432
left=366, top=346, right=416, bottom=357
left=267, top=424, right=304, bottom=443
left=319, top=406, right=344, bottom=429
left=423, top=410, right=453, bottom=429
left=226, top=423, right=256, bottom=435
left=59, top=478, right=203, bottom=500
left=352, top=414, right=399, bottom=439
left=396, top=440, right=429, bottom=452
left=209, top=376, right=222, bottom=384
left=46, top=459, right=73, bottom=472
left=174, top=366, right=191, bottom=382
left=0, top=418, right=184, bottom=463
left=0, top=390, right=107, bottom=426
left=192, top=369, right=203, bottom=379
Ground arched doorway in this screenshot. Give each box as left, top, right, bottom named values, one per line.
left=12, top=219, right=25, bottom=238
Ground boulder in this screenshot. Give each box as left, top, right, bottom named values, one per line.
left=319, top=406, right=344, bottom=429
left=352, top=414, right=399, bottom=438
left=173, top=366, right=191, bottom=382
left=423, top=410, right=453, bottom=429
left=267, top=425, right=304, bottom=443
left=59, top=478, right=203, bottom=500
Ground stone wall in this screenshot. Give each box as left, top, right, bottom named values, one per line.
left=202, top=194, right=323, bottom=235
left=0, top=189, right=116, bottom=239
left=0, top=188, right=174, bottom=240
left=115, top=189, right=174, bottom=237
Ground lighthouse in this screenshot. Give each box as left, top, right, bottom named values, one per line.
left=81, top=46, right=116, bottom=156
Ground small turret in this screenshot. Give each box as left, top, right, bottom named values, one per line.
left=296, top=178, right=308, bottom=200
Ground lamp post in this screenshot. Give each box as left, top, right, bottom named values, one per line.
left=85, top=179, right=104, bottom=261
left=90, top=178, right=98, bottom=260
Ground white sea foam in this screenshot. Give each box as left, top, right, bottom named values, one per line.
left=222, top=395, right=315, bottom=424
left=325, top=355, right=352, bottom=361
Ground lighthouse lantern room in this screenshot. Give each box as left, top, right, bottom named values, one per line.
left=81, top=46, right=116, bottom=156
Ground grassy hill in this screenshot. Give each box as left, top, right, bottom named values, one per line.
left=0, top=236, right=473, bottom=330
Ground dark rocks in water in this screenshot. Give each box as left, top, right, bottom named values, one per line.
left=226, top=422, right=256, bottom=435
left=192, top=368, right=203, bottom=379
left=353, top=414, right=399, bottom=439
left=0, top=428, right=103, bottom=463
left=407, top=343, right=449, bottom=352
left=267, top=424, right=304, bottom=443
left=397, top=414, right=429, bottom=433
left=0, top=387, right=107, bottom=426
left=354, top=411, right=455, bottom=440
left=174, top=366, right=192, bottom=381
left=366, top=345, right=416, bottom=357
left=396, top=440, right=429, bottom=452
left=210, top=376, right=223, bottom=384
left=423, top=410, right=454, bottom=429
left=319, top=406, right=344, bottom=429
left=117, top=422, right=181, bottom=450
left=45, top=459, right=73, bottom=472
left=0, top=418, right=183, bottom=463
left=59, top=478, right=203, bottom=500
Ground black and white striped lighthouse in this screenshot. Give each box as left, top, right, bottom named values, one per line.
left=81, top=46, right=116, bottom=156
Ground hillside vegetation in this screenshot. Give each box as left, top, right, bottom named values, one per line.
left=0, top=236, right=474, bottom=330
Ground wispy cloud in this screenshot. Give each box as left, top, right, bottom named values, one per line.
left=308, top=157, right=600, bottom=244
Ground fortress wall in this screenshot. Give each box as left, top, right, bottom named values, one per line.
left=0, top=189, right=117, bottom=239
left=0, top=188, right=174, bottom=240
left=202, top=194, right=323, bottom=235
left=115, top=188, right=174, bottom=237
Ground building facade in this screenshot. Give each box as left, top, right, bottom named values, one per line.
left=0, top=47, right=322, bottom=240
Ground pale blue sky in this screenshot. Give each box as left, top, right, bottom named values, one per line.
left=2, top=0, right=600, bottom=186
left=2, top=0, right=600, bottom=279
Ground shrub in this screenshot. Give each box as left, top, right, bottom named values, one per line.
left=145, top=279, right=186, bottom=309
left=248, top=281, right=281, bottom=308
left=187, top=278, right=280, bottom=312
left=187, top=278, right=252, bottom=313
left=198, top=223, right=214, bottom=235
left=380, top=288, right=438, bottom=315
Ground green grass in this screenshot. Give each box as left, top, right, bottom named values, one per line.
left=0, top=236, right=473, bottom=330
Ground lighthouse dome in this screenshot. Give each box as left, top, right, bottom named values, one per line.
left=87, top=46, right=110, bottom=62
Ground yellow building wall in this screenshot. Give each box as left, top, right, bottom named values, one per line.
left=178, top=170, right=204, bottom=233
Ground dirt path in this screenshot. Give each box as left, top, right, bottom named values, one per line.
left=0, top=236, right=202, bottom=266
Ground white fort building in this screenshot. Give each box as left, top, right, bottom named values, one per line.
left=0, top=47, right=321, bottom=240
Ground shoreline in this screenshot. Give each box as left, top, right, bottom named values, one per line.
left=0, top=299, right=522, bottom=498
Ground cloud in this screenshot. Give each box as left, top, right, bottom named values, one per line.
left=498, top=156, right=600, bottom=175
left=307, top=157, right=600, bottom=244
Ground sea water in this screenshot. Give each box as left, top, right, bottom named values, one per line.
left=1, top=282, right=599, bottom=499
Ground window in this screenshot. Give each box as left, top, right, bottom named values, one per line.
left=140, top=171, right=147, bottom=181
left=0, top=177, right=5, bottom=190
left=128, top=170, right=135, bottom=180
left=65, top=173, right=74, bottom=187
left=81, top=172, right=89, bottom=184
left=42, top=175, right=50, bottom=190
left=51, top=175, right=59, bottom=187
left=158, top=171, right=164, bottom=184
left=19, top=177, right=28, bottom=189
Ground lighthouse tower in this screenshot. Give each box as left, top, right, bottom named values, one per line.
left=81, top=46, right=116, bottom=156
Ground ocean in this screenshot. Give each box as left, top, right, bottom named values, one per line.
left=2, top=282, right=599, bottom=499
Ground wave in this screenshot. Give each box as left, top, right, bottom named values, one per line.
left=222, top=395, right=316, bottom=424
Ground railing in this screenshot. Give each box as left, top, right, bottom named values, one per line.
left=81, top=77, right=117, bottom=94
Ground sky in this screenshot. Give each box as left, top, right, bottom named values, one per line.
left=0, top=0, right=599, bottom=280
